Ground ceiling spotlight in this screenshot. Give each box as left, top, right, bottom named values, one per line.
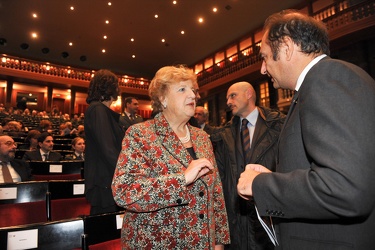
left=130, top=38, right=134, bottom=42
left=198, top=17, right=204, bottom=23
left=108, top=2, right=112, bottom=6
left=161, top=39, right=165, bottom=43
left=132, top=55, right=135, bottom=58
left=103, top=35, right=107, bottom=39
left=0, top=38, right=7, bottom=46
left=80, top=55, right=87, bottom=62
left=20, top=43, right=29, bottom=50
left=32, top=13, right=38, bottom=18
left=61, top=52, right=69, bottom=58
left=105, top=20, right=109, bottom=24
left=213, top=7, right=218, bottom=12
left=69, top=42, right=73, bottom=46
left=102, top=49, right=106, bottom=53
left=154, top=14, right=158, bottom=18
left=70, top=6, right=74, bottom=10
left=31, top=33, right=38, bottom=38
left=41, top=48, right=50, bottom=54
left=173, top=1, right=177, bottom=4
left=181, top=31, right=185, bottom=35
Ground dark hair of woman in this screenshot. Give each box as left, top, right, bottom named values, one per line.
left=86, top=69, right=119, bottom=104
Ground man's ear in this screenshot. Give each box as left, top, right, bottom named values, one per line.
left=282, top=36, right=295, bottom=61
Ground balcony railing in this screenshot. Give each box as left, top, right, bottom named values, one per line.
left=0, top=55, right=150, bottom=90
left=196, top=0, right=374, bottom=87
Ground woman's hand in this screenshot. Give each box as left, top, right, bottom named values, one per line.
left=184, top=158, right=213, bottom=185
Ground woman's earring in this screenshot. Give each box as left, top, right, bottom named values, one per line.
left=163, top=102, right=167, bottom=109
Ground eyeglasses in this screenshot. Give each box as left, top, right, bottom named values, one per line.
left=0, top=141, right=17, bottom=147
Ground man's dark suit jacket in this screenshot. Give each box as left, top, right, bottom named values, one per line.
left=119, top=113, right=143, bottom=132
left=202, top=123, right=219, bottom=135
left=10, top=159, right=33, bottom=182
left=22, top=150, right=63, bottom=162
left=253, top=57, right=375, bottom=249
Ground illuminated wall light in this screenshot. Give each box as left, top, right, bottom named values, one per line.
left=213, top=7, right=218, bottom=12
left=140, top=81, right=144, bottom=85
left=217, top=63, right=221, bottom=66
left=1, top=58, right=6, bottom=63
left=29, top=93, right=32, bottom=97
left=173, top=1, right=177, bottom=4
left=198, top=17, right=204, bottom=23
left=108, top=2, right=112, bottom=6
left=229, top=57, right=233, bottom=61
left=46, top=66, right=50, bottom=70
left=67, top=95, right=71, bottom=100
left=67, top=70, right=71, bottom=74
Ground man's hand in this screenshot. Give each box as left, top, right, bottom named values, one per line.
left=237, top=164, right=271, bottom=199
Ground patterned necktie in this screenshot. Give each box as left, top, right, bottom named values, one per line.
left=1, top=162, right=13, bottom=183
left=241, top=119, right=251, bottom=163
left=43, top=153, right=49, bottom=161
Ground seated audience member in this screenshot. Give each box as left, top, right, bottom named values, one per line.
left=0, top=135, right=32, bottom=183
left=37, top=120, right=53, bottom=133
left=22, top=132, right=63, bottom=161
left=60, top=121, right=73, bottom=136
left=4, top=121, right=25, bottom=137
left=64, top=137, right=85, bottom=160
left=18, top=130, right=41, bottom=151
left=70, top=124, right=85, bottom=139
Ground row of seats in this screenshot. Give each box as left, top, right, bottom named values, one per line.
left=0, top=180, right=89, bottom=227
left=0, top=211, right=123, bottom=249
left=28, top=160, right=84, bottom=180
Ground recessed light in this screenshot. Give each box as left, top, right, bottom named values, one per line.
left=198, top=17, right=204, bottom=23
left=69, top=42, right=73, bottom=46
left=161, top=39, right=165, bottom=43
left=213, top=7, right=218, bottom=12
left=132, top=55, right=135, bottom=58
left=173, top=1, right=177, bottom=4
left=130, top=38, right=134, bottom=42
left=108, top=2, right=112, bottom=6
left=181, top=30, right=185, bottom=34
left=102, top=49, right=106, bottom=53
left=154, top=14, right=158, bottom=18
left=70, top=6, right=74, bottom=10
left=32, top=13, right=38, bottom=18
left=103, top=35, right=107, bottom=39
left=105, top=20, right=109, bottom=24
left=31, top=32, right=38, bottom=38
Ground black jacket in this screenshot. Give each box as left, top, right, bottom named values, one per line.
left=211, top=106, right=285, bottom=250
left=84, top=101, right=124, bottom=211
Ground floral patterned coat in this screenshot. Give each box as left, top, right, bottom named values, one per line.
left=112, top=113, right=230, bottom=249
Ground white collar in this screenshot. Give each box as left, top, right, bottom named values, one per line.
left=295, top=54, right=326, bottom=91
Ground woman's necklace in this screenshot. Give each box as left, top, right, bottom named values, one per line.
left=178, top=125, right=190, bottom=143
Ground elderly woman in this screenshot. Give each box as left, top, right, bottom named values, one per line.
left=112, top=65, right=230, bottom=249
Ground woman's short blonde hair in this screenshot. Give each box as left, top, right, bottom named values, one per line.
left=148, top=65, right=197, bottom=112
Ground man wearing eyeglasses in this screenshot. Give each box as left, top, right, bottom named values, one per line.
left=0, top=135, right=32, bottom=183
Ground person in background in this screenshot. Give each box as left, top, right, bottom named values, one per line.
left=119, top=96, right=143, bottom=132
left=19, top=129, right=41, bottom=151
left=64, top=137, right=85, bottom=161
left=85, top=69, right=125, bottom=215
left=112, top=65, right=230, bottom=249
left=194, top=106, right=219, bottom=135
left=22, top=132, right=62, bottom=161
left=0, top=135, right=32, bottom=183
left=211, top=81, right=285, bottom=250
left=237, top=10, right=375, bottom=249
